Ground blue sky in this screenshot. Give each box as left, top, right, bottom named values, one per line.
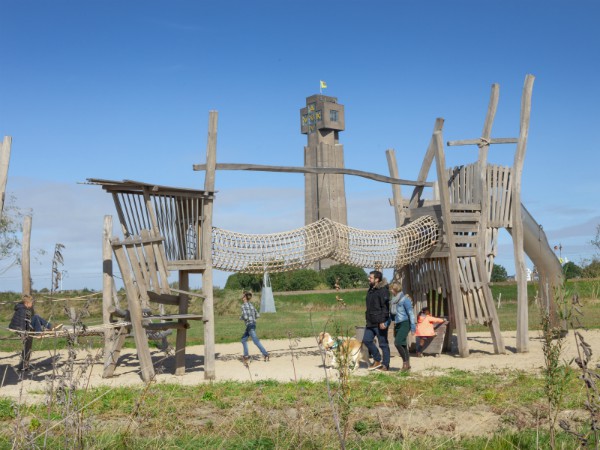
left=1, top=1, right=599, bottom=291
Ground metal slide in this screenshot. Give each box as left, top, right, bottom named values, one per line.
left=508, top=204, right=563, bottom=286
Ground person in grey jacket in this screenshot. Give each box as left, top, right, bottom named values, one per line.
left=389, top=282, right=416, bottom=371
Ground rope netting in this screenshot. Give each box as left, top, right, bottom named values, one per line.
left=212, top=215, right=438, bottom=273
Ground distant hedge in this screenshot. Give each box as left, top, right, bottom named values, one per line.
left=224, top=264, right=368, bottom=292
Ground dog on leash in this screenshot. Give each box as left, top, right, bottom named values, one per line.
left=317, top=331, right=367, bottom=372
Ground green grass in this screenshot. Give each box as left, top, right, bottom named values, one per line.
left=0, top=369, right=590, bottom=449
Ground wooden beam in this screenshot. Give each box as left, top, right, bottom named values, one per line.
left=433, top=131, right=470, bottom=357
left=193, top=162, right=432, bottom=187
left=514, top=74, right=535, bottom=353
left=409, top=118, right=445, bottom=209
left=447, top=138, right=518, bottom=146
left=202, top=110, right=218, bottom=380
left=0, top=136, right=12, bottom=217
left=21, top=216, right=32, bottom=296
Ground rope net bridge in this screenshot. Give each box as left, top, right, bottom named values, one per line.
left=212, top=215, right=439, bottom=273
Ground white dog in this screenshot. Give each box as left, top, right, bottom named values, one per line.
left=317, top=331, right=368, bottom=372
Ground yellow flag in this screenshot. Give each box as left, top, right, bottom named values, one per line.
left=320, top=80, right=327, bottom=89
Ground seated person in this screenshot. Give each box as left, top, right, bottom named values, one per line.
left=9, top=294, right=61, bottom=332
left=414, top=306, right=446, bottom=356
left=9, top=294, right=62, bottom=372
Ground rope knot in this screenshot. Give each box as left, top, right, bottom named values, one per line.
left=478, top=137, right=491, bottom=148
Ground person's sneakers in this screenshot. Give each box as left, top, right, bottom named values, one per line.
left=368, top=361, right=382, bottom=371
left=264, top=354, right=270, bottom=362
left=377, top=365, right=389, bottom=372
left=51, top=324, right=63, bottom=331
left=402, top=362, right=411, bottom=372
left=242, top=356, right=250, bottom=364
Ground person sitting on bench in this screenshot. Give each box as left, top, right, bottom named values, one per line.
left=414, top=306, right=446, bottom=357
left=9, top=294, right=62, bottom=371
left=9, top=294, right=62, bottom=332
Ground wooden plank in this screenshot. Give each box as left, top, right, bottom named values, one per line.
left=193, top=162, right=433, bottom=187
left=145, top=314, right=203, bottom=321
left=447, top=137, right=518, bottom=146
left=175, top=271, right=190, bottom=376
left=147, top=291, right=181, bottom=306
left=113, top=244, right=155, bottom=382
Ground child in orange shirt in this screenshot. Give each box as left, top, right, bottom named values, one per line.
left=414, top=307, right=446, bottom=356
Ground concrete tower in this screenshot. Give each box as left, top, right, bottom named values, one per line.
left=300, top=94, right=348, bottom=269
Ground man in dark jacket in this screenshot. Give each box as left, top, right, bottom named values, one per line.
left=362, top=270, right=391, bottom=371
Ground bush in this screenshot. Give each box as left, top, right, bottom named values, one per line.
left=563, top=261, right=583, bottom=280
left=270, top=269, right=322, bottom=291
left=224, top=273, right=262, bottom=292
left=321, top=264, right=368, bottom=289
left=491, top=264, right=508, bottom=282
left=582, top=259, right=600, bottom=278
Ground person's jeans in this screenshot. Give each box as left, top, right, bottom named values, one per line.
left=30, top=315, right=51, bottom=332
left=362, top=326, right=390, bottom=367
left=416, top=336, right=433, bottom=354
left=241, top=323, right=268, bottom=357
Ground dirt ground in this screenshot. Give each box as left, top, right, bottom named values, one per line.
left=1, top=329, right=597, bottom=403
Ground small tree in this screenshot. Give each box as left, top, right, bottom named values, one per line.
left=563, top=261, right=583, bottom=280
left=0, top=195, right=24, bottom=269
left=322, top=264, right=368, bottom=289
left=591, top=224, right=600, bottom=256
left=490, top=264, right=508, bottom=282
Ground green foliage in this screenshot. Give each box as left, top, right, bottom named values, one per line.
left=270, top=269, right=322, bottom=291
left=224, top=272, right=262, bottom=292
left=0, top=195, right=23, bottom=263
left=491, top=264, right=508, bottom=282
left=321, top=264, right=368, bottom=289
left=563, top=261, right=583, bottom=279
left=582, top=259, right=600, bottom=278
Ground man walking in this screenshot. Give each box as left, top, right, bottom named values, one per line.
left=362, top=270, right=390, bottom=371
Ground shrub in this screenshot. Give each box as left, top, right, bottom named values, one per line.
left=270, top=269, right=322, bottom=291
left=491, top=264, right=508, bottom=282
left=224, top=273, right=262, bottom=292
left=563, top=261, right=583, bottom=280
left=321, top=264, right=368, bottom=289
left=582, top=259, right=600, bottom=278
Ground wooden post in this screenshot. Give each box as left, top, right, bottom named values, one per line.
left=0, top=136, right=12, bottom=217
left=386, top=149, right=405, bottom=227
left=475, top=84, right=505, bottom=354
left=433, top=131, right=469, bottom=357
left=21, top=216, right=32, bottom=296
left=102, top=215, right=127, bottom=378
left=202, top=111, right=218, bottom=380
left=514, top=74, right=535, bottom=353
left=175, top=270, right=189, bottom=376
left=409, top=119, right=444, bottom=208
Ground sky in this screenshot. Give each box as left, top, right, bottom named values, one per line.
left=1, top=0, right=599, bottom=292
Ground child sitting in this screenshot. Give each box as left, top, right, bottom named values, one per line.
left=9, top=294, right=61, bottom=332
left=9, top=294, right=62, bottom=371
left=414, top=306, right=446, bottom=356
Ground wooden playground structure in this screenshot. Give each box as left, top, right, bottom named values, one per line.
left=84, top=73, right=563, bottom=381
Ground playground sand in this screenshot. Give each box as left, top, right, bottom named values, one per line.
left=1, top=329, right=598, bottom=403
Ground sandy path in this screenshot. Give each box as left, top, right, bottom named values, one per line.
left=1, top=329, right=598, bottom=403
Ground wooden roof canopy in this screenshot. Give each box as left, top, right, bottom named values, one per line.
left=87, top=178, right=214, bottom=271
